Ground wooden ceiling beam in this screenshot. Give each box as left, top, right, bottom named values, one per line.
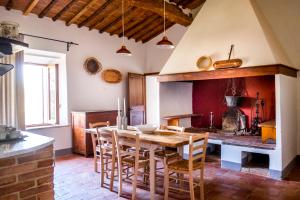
left=109, top=8, right=142, bottom=35
left=39, top=0, right=58, bottom=18
left=23, top=0, right=40, bottom=16
left=88, top=1, right=120, bottom=30
left=66, top=0, right=99, bottom=26
left=128, top=0, right=192, bottom=26
left=112, top=12, right=147, bottom=36
left=183, top=0, right=205, bottom=9
left=52, top=0, right=77, bottom=21
left=78, top=0, right=113, bottom=28
left=133, top=17, right=164, bottom=41
left=141, top=21, right=174, bottom=42
left=125, top=15, right=160, bottom=39
left=99, top=7, right=136, bottom=33
left=5, top=0, right=13, bottom=10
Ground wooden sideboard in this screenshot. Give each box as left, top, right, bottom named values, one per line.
left=71, top=110, right=117, bottom=157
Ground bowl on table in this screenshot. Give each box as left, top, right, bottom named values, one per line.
left=135, top=124, right=158, bottom=134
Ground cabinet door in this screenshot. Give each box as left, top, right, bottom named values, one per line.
left=72, top=113, right=86, bottom=155
left=128, top=73, right=145, bottom=125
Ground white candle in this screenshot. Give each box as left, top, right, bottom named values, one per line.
left=118, top=98, right=120, bottom=116
left=123, top=97, right=126, bottom=116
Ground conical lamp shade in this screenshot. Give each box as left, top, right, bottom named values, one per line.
left=116, top=45, right=132, bottom=56
left=157, top=36, right=175, bottom=49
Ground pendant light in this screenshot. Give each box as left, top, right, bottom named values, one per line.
left=157, top=0, right=174, bottom=49
left=116, top=0, right=132, bottom=56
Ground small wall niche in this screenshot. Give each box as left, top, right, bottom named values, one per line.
left=241, top=152, right=270, bottom=177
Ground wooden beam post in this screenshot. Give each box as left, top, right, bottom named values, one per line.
left=24, top=0, right=40, bottom=15
left=128, top=0, right=192, bottom=26
left=39, top=0, right=58, bottom=18
left=52, top=0, right=77, bottom=21
left=66, top=0, right=99, bottom=26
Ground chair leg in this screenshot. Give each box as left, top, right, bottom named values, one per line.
left=94, top=155, right=98, bottom=172
left=164, top=168, right=169, bottom=200
left=105, top=157, right=109, bottom=179
left=110, top=155, right=116, bottom=191
left=100, top=156, right=105, bottom=187
left=132, top=164, right=139, bottom=200
left=200, top=170, right=204, bottom=200
left=118, top=161, right=123, bottom=197
left=189, top=172, right=195, bottom=200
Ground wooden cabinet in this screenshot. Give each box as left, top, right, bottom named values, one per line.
left=71, top=110, right=117, bottom=156
left=259, top=120, right=276, bottom=144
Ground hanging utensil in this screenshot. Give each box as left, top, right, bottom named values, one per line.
left=213, top=45, right=242, bottom=69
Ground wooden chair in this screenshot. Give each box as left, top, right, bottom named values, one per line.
left=89, top=121, right=110, bottom=172
left=154, top=126, right=185, bottom=183
left=164, top=132, right=209, bottom=200
left=114, top=131, right=149, bottom=200
left=95, top=127, right=116, bottom=191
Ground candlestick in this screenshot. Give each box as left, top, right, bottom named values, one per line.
left=123, top=97, right=126, bottom=116
left=118, top=98, right=120, bottom=116
left=117, top=98, right=122, bottom=129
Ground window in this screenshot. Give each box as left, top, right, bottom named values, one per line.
left=23, top=63, right=59, bottom=127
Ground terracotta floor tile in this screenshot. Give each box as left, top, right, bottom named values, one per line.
left=54, top=154, right=300, bottom=200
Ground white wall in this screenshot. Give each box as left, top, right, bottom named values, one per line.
left=146, top=76, right=160, bottom=126
left=0, top=7, right=146, bottom=150
left=159, top=82, right=193, bottom=127
left=145, top=24, right=187, bottom=73
left=276, top=75, right=298, bottom=168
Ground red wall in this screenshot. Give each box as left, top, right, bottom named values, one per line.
left=192, top=76, right=275, bottom=129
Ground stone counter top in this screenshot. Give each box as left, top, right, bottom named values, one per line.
left=0, top=131, right=54, bottom=159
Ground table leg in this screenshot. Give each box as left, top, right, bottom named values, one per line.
left=149, top=146, right=155, bottom=200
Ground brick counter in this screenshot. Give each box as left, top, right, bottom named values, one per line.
left=0, top=132, right=54, bottom=200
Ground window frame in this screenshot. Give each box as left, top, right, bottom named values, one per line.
left=24, top=62, right=60, bottom=127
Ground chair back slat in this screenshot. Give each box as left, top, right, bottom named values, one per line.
left=89, top=121, right=110, bottom=128
left=96, top=129, right=115, bottom=156
left=114, top=131, right=141, bottom=159
left=188, top=132, right=209, bottom=170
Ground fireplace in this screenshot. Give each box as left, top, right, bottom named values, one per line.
left=192, top=75, right=276, bottom=136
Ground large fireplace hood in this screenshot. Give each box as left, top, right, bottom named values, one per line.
left=0, top=37, right=29, bottom=76
left=159, top=0, right=295, bottom=75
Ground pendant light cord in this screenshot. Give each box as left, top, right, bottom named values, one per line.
left=122, top=0, right=125, bottom=45
left=163, top=0, right=166, bottom=36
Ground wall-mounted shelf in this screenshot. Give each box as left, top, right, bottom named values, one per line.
left=158, top=64, right=298, bottom=82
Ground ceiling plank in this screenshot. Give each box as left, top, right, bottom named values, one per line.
left=23, top=0, right=40, bottom=16
left=52, top=0, right=77, bottom=21
left=5, top=0, right=13, bottom=10
left=109, top=8, right=143, bottom=35
left=111, top=9, right=148, bottom=36
left=141, top=21, right=174, bottom=42
left=39, top=0, right=58, bottom=18
left=127, top=16, right=161, bottom=39
left=78, top=0, right=113, bottom=28
left=128, top=0, right=192, bottom=26
left=99, top=7, right=136, bottom=33
left=66, top=0, right=99, bottom=26
left=183, top=0, right=205, bottom=9
left=89, top=3, right=120, bottom=30
left=133, top=17, right=164, bottom=41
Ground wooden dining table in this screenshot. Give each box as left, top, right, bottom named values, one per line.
left=85, top=127, right=202, bottom=200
